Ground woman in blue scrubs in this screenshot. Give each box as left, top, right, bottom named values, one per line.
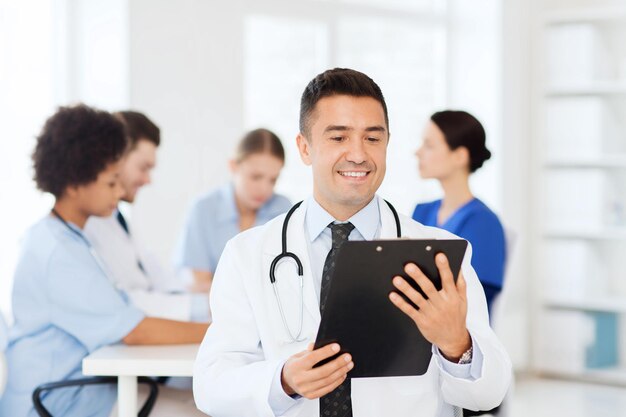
left=0, top=105, right=209, bottom=417
left=174, top=128, right=291, bottom=293
left=413, top=110, right=506, bottom=314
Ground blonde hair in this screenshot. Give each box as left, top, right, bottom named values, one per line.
left=234, top=128, right=285, bottom=163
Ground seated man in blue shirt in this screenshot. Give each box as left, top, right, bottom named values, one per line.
left=0, top=104, right=208, bottom=417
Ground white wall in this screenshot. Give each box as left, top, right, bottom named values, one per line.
left=66, top=0, right=130, bottom=108
left=497, top=0, right=533, bottom=370
left=126, top=0, right=458, bottom=263
left=447, top=0, right=501, bottom=212
left=127, top=0, right=244, bottom=263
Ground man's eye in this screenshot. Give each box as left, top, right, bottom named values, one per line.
left=331, top=136, right=344, bottom=142
left=367, top=137, right=381, bottom=142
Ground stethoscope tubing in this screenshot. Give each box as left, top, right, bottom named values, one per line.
left=270, top=199, right=401, bottom=343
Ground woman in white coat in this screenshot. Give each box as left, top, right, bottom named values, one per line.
left=193, top=68, right=511, bottom=417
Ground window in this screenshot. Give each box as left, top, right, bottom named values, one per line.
left=0, top=0, right=59, bottom=320
left=244, top=0, right=447, bottom=214
left=0, top=0, right=128, bottom=320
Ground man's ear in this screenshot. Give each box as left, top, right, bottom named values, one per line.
left=228, top=159, right=237, bottom=174
left=296, top=133, right=312, bottom=166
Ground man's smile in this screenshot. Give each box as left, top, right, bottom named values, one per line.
left=338, top=170, right=369, bottom=178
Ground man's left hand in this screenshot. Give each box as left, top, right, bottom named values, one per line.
left=389, top=252, right=471, bottom=362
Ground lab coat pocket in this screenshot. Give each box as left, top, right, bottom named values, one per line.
left=351, top=361, right=439, bottom=417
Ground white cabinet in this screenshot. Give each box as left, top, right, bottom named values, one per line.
left=536, top=3, right=626, bottom=383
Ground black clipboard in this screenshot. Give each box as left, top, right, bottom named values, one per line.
left=313, top=239, right=468, bottom=378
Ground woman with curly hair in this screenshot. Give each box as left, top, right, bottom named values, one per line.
left=0, top=104, right=208, bottom=417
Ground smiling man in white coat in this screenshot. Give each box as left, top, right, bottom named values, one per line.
left=193, top=68, right=512, bottom=417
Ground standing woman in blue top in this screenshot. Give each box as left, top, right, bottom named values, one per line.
left=175, top=128, right=291, bottom=293
left=0, top=105, right=208, bottom=417
left=412, top=110, right=506, bottom=314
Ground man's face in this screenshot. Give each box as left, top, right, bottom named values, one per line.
left=120, top=139, right=157, bottom=203
left=297, top=95, right=388, bottom=218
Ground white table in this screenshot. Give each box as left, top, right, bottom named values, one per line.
left=82, top=344, right=199, bottom=417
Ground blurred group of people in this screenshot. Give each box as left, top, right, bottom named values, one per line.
left=0, top=67, right=507, bottom=417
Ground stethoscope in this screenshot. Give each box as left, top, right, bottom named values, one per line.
left=51, top=209, right=112, bottom=279
left=269, top=200, right=402, bottom=343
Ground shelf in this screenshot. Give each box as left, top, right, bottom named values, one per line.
left=544, top=156, right=626, bottom=169
left=544, top=296, right=626, bottom=313
left=545, top=82, right=626, bottom=97
left=543, top=229, right=626, bottom=240
left=536, top=2, right=626, bottom=385
left=541, top=368, right=626, bottom=387
left=543, top=7, right=626, bottom=24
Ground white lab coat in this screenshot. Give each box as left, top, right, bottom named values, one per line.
left=193, top=198, right=511, bottom=416
left=0, top=313, right=8, bottom=397
left=85, top=213, right=194, bottom=321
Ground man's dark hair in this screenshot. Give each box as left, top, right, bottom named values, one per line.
left=299, top=68, right=389, bottom=137
left=32, top=104, right=128, bottom=198
left=116, top=110, right=161, bottom=148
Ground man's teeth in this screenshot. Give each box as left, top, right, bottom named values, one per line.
left=340, top=171, right=367, bottom=177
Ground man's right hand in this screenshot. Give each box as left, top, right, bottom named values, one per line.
left=281, top=343, right=353, bottom=399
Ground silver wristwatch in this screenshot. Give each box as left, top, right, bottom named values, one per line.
left=458, top=346, right=473, bottom=364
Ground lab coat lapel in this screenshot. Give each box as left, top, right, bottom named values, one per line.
left=377, top=197, right=439, bottom=240
left=378, top=197, right=404, bottom=239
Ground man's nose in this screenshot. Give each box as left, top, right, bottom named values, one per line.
left=345, top=138, right=367, bottom=164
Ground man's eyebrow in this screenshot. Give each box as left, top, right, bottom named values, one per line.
left=323, top=125, right=387, bottom=133
left=364, top=126, right=387, bottom=133
left=323, top=125, right=352, bottom=133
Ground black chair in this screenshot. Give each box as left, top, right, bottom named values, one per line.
left=464, top=406, right=501, bottom=416
left=32, top=376, right=159, bottom=417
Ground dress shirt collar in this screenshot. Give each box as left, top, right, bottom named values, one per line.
left=216, top=182, right=278, bottom=222
left=305, top=195, right=380, bottom=242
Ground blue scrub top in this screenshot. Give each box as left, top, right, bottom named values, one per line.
left=0, top=215, right=144, bottom=417
left=174, top=184, right=291, bottom=273
left=412, top=198, right=506, bottom=312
